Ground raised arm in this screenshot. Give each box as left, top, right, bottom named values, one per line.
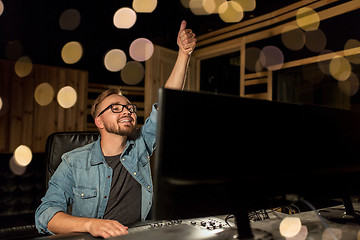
left=164, top=20, right=197, bottom=90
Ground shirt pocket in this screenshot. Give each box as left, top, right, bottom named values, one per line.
left=139, top=152, right=151, bottom=167
left=72, top=185, right=98, bottom=217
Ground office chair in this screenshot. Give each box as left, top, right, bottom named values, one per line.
left=45, top=131, right=100, bottom=187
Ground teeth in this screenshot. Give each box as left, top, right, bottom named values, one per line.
left=120, top=119, right=131, bottom=123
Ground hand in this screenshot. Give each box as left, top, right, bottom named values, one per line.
left=177, top=20, right=197, bottom=55
left=85, top=218, right=128, bottom=238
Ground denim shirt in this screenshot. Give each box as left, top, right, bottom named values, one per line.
left=35, top=104, right=158, bottom=234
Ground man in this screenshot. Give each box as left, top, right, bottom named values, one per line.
left=35, top=20, right=196, bottom=238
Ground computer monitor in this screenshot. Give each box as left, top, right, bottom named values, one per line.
left=153, top=89, right=360, bottom=238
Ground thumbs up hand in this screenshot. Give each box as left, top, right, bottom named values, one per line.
left=177, top=20, right=197, bottom=55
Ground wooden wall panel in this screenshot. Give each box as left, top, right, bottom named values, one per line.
left=0, top=59, right=88, bottom=153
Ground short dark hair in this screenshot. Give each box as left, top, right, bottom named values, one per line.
left=90, top=88, right=123, bottom=119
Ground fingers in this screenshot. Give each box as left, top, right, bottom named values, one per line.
left=178, top=20, right=187, bottom=34
left=88, top=219, right=128, bottom=238
left=177, top=21, right=197, bottom=55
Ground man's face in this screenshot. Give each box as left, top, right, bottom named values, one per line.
left=96, top=94, right=137, bottom=136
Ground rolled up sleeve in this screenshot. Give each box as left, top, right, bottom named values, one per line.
left=35, top=158, right=74, bottom=234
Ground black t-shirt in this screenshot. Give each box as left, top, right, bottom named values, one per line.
left=103, top=154, right=141, bottom=226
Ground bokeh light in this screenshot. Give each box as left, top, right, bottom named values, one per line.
left=190, top=0, right=213, bottom=15
left=133, top=0, right=157, bottom=13
left=0, top=1, right=4, bottom=16
left=9, top=156, right=27, bottom=176
left=317, top=50, right=333, bottom=75
left=279, top=217, right=302, bottom=238
left=260, top=46, right=284, bottom=71
left=286, top=225, right=308, bottom=240
left=338, top=72, right=360, bottom=97
left=245, top=47, right=261, bottom=72
left=57, top=86, right=77, bottom=109
left=296, top=7, right=320, bottom=31
left=344, top=39, right=360, bottom=64
left=218, top=0, right=244, bottom=23
left=61, top=41, right=83, bottom=64
left=34, top=83, right=54, bottom=106
left=305, top=29, right=327, bottom=52
left=113, top=7, right=137, bottom=29
left=104, top=49, right=127, bottom=72
left=121, top=61, right=145, bottom=85
left=0, top=96, right=2, bottom=112
left=302, top=64, right=324, bottom=84
left=281, top=25, right=305, bottom=51
left=59, top=9, right=81, bottom=30
left=5, top=40, right=23, bottom=60
left=234, top=0, right=256, bottom=11
left=14, top=145, right=33, bottom=167
left=329, top=55, right=352, bottom=81
left=322, top=228, right=342, bottom=240
left=130, top=38, right=154, bottom=62
left=15, top=56, right=33, bottom=78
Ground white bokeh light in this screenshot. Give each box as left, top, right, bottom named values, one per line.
left=104, top=49, right=127, bottom=72
left=113, top=7, right=137, bottom=29
left=57, top=86, right=77, bottom=109
left=129, top=38, right=154, bottom=62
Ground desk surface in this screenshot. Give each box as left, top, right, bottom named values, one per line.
left=33, top=203, right=360, bottom=240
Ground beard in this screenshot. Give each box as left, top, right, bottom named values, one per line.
left=103, top=121, right=135, bottom=137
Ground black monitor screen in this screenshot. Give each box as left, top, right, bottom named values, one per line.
left=153, top=88, right=360, bottom=230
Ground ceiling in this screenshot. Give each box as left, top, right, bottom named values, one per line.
left=0, top=0, right=324, bottom=85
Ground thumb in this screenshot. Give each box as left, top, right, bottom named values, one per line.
left=179, top=20, right=187, bottom=34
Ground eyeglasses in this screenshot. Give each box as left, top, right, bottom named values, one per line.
left=97, top=103, right=137, bottom=117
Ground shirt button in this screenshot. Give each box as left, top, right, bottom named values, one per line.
left=147, top=186, right=151, bottom=189
left=104, top=196, right=107, bottom=199
left=81, top=193, right=84, bottom=197
left=122, top=158, right=125, bottom=161
left=134, top=172, right=137, bottom=175
left=147, top=156, right=150, bottom=159
left=107, top=175, right=110, bottom=178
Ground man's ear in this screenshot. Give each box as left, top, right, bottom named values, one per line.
left=94, top=117, right=104, bottom=129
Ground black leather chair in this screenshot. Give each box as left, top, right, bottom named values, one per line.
left=45, top=131, right=100, bottom=186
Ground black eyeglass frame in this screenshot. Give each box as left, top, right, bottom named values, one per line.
left=96, top=103, right=137, bottom=117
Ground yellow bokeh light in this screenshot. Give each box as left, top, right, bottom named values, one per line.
left=133, top=0, right=157, bottom=13
left=129, top=38, right=154, bottom=62
left=104, top=49, right=127, bottom=72
left=305, top=29, right=327, bottom=52
left=329, top=56, right=352, bottom=81
left=344, top=39, right=360, bottom=64
left=34, top=83, right=54, bottom=106
left=14, top=145, right=33, bottom=167
left=0, top=1, right=4, bottom=16
left=57, top=86, right=77, bottom=109
left=190, top=0, right=212, bottom=15
left=296, top=7, right=320, bottom=31
left=233, top=0, right=256, bottom=11
left=279, top=217, right=302, bottom=238
left=281, top=25, right=305, bottom=51
left=121, top=61, right=145, bottom=85
left=218, top=1, right=243, bottom=23
left=113, top=7, right=137, bottom=29
left=61, top=41, right=83, bottom=64
left=9, top=156, right=27, bottom=175
left=59, top=9, right=81, bottom=31
left=15, top=56, right=33, bottom=77
left=338, top=72, right=359, bottom=97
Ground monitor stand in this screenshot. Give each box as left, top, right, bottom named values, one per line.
left=233, top=209, right=272, bottom=240
left=319, top=195, right=360, bottom=224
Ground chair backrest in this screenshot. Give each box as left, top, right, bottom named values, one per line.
left=45, top=131, right=100, bottom=187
